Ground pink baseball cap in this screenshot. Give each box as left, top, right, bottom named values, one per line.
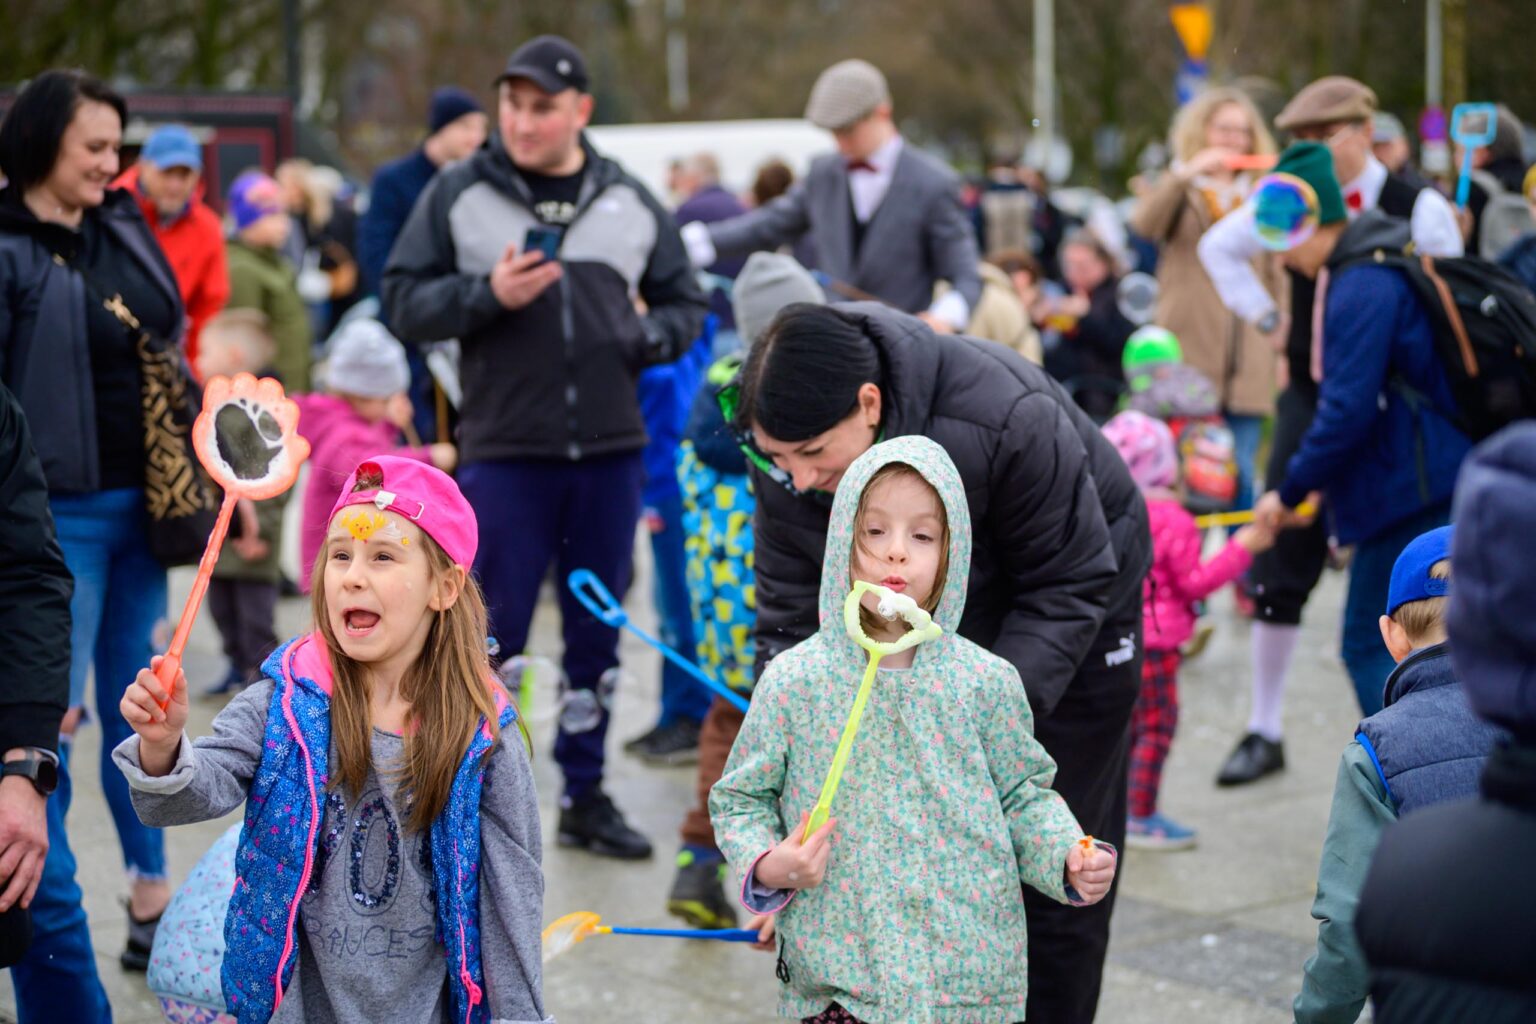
left=328, top=456, right=478, bottom=567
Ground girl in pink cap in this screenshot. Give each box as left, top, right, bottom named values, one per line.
left=1101, top=411, right=1276, bottom=851
left=114, top=455, right=551, bottom=1024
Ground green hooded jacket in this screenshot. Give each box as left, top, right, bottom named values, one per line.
left=225, top=238, right=313, bottom=392
left=710, top=435, right=1089, bottom=1024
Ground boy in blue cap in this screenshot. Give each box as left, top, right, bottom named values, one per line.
left=1293, top=524, right=1501, bottom=1024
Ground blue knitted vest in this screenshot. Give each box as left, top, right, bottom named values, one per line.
left=1357, top=644, right=1502, bottom=816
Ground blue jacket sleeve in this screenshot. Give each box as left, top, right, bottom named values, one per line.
left=1279, top=267, right=1401, bottom=508
left=358, top=166, right=409, bottom=299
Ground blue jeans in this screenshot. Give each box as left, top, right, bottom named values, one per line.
left=649, top=494, right=709, bottom=727
left=1342, top=501, right=1453, bottom=716
left=460, top=454, right=644, bottom=798
left=1225, top=412, right=1264, bottom=513
left=50, top=488, right=169, bottom=881
left=10, top=744, right=113, bottom=1023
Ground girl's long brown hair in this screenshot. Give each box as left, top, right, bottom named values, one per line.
left=850, top=463, right=950, bottom=638
left=311, top=519, right=503, bottom=834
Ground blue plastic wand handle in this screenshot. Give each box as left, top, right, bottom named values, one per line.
left=567, top=569, right=750, bottom=713
left=608, top=926, right=761, bottom=942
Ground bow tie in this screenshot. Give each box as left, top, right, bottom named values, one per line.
left=1345, top=190, right=1364, bottom=212
left=846, top=159, right=877, bottom=174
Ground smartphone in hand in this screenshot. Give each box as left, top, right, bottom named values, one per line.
left=524, top=226, right=563, bottom=261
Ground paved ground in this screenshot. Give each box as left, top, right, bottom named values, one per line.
left=3, top=531, right=1370, bottom=1023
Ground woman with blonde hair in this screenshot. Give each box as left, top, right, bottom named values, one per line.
left=1130, top=86, right=1286, bottom=514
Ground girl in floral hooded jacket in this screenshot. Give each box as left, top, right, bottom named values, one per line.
left=710, top=436, right=1117, bottom=1024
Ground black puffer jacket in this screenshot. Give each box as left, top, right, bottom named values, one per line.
left=0, top=187, right=184, bottom=494
left=751, top=303, right=1151, bottom=717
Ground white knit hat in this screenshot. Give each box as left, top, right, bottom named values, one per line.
left=804, top=59, right=890, bottom=131
left=323, top=318, right=410, bottom=398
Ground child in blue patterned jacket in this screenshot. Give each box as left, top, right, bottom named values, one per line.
left=115, top=456, right=551, bottom=1024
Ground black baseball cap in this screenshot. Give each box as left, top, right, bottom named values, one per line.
left=496, top=35, right=589, bottom=94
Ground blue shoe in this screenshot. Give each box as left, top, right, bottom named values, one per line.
left=1127, top=813, right=1197, bottom=850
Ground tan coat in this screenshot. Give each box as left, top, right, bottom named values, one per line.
left=1130, top=173, right=1286, bottom=416
left=938, top=262, right=1043, bottom=364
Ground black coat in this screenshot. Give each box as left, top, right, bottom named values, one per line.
left=1354, top=740, right=1536, bottom=1023
left=750, top=303, right=1151, bottom=718
left=0, top=380, right=72, bottom=754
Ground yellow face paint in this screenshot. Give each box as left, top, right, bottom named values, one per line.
left=340, top=507, right=389, bottom=542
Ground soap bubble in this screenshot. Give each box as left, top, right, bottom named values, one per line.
left=1251, top=173, right=1320, bottom=252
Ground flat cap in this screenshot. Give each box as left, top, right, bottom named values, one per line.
left=804, top=59, right=890, bottom=131
left=1275, top=76, right=1378, bottom=131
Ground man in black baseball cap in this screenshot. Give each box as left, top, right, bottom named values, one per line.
left=384, top=34, right=707, bottom=862
left=497, top=34, right=589, bottom=95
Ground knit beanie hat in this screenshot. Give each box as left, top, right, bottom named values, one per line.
left=1449, top=423, right=1536, bottom=740
left=324, top=318, right=411, bottom=398
left=1102, top=410, right=1179, bottom=492
left=428, top=87, right=483, bottom=134
left=732, top=252, right=827, bottom=346
left=227, top=171, right=285, bottom=233
left=1270, top=142, right=1347, bottom=225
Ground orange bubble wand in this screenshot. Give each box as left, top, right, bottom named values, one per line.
left=153, top=374, right=309, bottom=707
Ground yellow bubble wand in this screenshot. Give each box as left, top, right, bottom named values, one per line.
left=802, top=582, right=944, bottom=842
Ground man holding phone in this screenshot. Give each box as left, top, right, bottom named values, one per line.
left=384, top=35, right=706, bottom=860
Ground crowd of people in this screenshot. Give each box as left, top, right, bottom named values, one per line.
left=2, top=29, right=1536, bottom=1024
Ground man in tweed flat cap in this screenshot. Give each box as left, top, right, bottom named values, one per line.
left=681, top=58, right=981, bottom=333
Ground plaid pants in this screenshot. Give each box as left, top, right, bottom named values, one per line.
left=1129, top=649, right=1182, bottom=818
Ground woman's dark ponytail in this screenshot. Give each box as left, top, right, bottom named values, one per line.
left=734, top=304, right=882, bottom=442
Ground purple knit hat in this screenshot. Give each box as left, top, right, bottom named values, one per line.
left=1102, top=410, right=1179, bottom=491
left=227, top=171, right=284, bottom=232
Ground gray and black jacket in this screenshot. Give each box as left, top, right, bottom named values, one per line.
left=382, top=135, right=707, bottom=463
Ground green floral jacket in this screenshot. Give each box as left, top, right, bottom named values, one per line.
left=710, top=435, right=1090, bottom=1024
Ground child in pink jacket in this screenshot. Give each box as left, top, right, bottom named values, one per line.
left=293, top=318, right=456, bottom=588
left=1103, top=411, right=1275, bottom=849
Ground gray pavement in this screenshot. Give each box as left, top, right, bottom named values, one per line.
left=3, top=534, right=1369, bottom=1023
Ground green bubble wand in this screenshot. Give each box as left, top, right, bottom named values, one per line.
left=802, top=582, right=944, bottom=842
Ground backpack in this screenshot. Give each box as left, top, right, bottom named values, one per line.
left=1177, top=418, right=1238, bottom=515
left=1342, top=248, right=1536, bottom=441
left=1470, top=169, right=1536, bottom=261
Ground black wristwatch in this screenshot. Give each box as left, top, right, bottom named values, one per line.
left=1, top=749, right=59, bottom=797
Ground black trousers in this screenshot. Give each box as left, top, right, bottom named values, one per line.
left=207, top=577, right=279, bottom=681
left=1024, top=596, right=1143, bottom=1024
left=1249, top=386, right=1330, bottom=626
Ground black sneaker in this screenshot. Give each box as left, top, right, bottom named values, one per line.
left=667, top=851, right=738, bottom=929
left=201, top=667, right=245, bottom=700
left=120, top=904, right=161, bottom=971
left=557, top=790, right=653, bottom=860
left=634, top=718, right=702, bottom=767
left=1215, top=732, right=1286, bottom=786
left=623, top=722, right=667, bottom=754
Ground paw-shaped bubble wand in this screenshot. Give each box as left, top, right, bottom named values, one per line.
left=153, top=374, right=310, bottom=707
left=802, top=581, right=943, bottom=842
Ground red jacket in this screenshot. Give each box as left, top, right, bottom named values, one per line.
left=112, top=166, right=229, bottom=371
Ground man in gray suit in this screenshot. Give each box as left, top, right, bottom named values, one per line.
left=681, top=59, right=981, bottom=333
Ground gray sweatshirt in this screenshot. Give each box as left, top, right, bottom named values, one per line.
left=113, top=680, right=554, bottom=1024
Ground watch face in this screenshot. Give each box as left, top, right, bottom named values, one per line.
left=34, top=757, right=58, bottom=795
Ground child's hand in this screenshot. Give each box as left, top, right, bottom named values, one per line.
left=1066, top=838, right=1117, bottom=905
left=1233, top=523, right=1276, bottom=555
left=120, top=657, right=188, bottom=776
left=755, top=811, right=836, bottom=890
left=429, top=443, right=458, bottom=473
left=746, top=913, right=777, bottom=952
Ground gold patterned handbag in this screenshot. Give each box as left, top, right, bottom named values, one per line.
left=65, top=255, right=219, bottom=566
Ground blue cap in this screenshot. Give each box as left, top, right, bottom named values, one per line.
left=1386, top=525, right=1453, bottom=616
left=141, top=125, right=202, bottom=171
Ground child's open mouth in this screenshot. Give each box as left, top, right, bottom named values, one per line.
left=343, top=609, right=381, bottom=637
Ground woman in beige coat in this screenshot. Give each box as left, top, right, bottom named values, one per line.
left=1130, top=87, right=1286, bottom=511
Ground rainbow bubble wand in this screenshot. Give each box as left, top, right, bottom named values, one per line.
left=802, top=582, right=943, bottom=842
